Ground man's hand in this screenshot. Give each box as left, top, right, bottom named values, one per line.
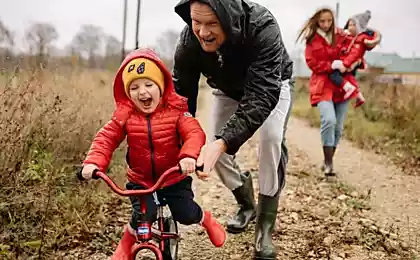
left=196, top=139, right=227, bottom=180
left=179, top=157, right=196, bottom=174
left=81, top=164, right=99, bottom=180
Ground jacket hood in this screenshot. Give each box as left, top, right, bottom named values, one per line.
left=113, top=48, right=178, bottom=113
left=174, top=0, right=244, bottom=44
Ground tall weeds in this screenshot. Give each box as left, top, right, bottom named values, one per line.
left=0, top=67, right=123, bottom=259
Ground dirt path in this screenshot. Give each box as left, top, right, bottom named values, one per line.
left=287, top=117, right=420, bottom=245
left=56, top=87, right=418, bottom=259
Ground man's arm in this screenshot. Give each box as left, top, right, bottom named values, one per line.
left=215, top=20, right=289, bottom=155
left=172, top=26, right=201, bottom=116
left=281, top=47, right=294, bottom=81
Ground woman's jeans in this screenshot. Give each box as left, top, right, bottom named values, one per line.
left=317, top=100, right=349, bottom=147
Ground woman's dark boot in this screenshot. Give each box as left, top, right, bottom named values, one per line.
left=226, top=171, right=257, bottom=233
left=253, top=194, right=279, bottom=259
left=323, top=146, right=335, bottom=176
left=322, top=147, right=337, bottom=170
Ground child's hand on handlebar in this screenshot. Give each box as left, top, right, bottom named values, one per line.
left=81, top=164, right=99, bottom=180
left=179, top=157, right=208, bottom=181
left=179, top=157, right=197, bottom=174
left=195, top=158, right=209, bottom=181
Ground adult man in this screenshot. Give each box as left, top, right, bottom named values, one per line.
left=172, top=0, right=293, bottom=258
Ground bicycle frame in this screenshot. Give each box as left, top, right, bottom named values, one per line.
left=90, top=166, right=183, bottom=259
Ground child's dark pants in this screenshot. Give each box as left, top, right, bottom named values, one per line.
left=126, top=176, right=203, bottom=230
left=329, top=64, right=361, bottom=88
left=329, top=69, right=346, bottom=88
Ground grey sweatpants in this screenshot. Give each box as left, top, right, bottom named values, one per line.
left=209, top=81, right=292, bottom=197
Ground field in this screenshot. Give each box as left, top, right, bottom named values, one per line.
left=0, top=69, right=419, bottom=259
left=0, top=68, right=124, bottom=259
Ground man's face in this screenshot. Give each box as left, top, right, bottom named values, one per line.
left=190, top=1, right=226, bottom=52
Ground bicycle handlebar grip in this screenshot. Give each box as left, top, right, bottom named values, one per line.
left=177, top=164, right=204, bottom=173
left=76, top=168, right=85, bottom=181
left=76, top=167, right=100, bottom=181
left=196, top=165, right=204, bottom=172
left=92, top=169, right=100, bottom=179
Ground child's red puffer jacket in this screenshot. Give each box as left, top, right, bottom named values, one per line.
left=341, top=30, right=381, bottom=69
left=83, top=49, right=206, bottom=188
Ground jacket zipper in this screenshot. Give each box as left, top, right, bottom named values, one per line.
left=216, top=50, right=224, bottom=67
left=146, top=116, right=157, bottom=182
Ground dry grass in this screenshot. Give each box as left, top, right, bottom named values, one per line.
left=0, top=67, right=126, bottom=259
left=292, top=78, right=420, bottom=175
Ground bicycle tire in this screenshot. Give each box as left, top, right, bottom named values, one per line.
left=162, top=216, right=179, bottom=260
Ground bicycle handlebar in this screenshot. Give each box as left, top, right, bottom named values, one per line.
left=77, top=165, right=204, bottom=196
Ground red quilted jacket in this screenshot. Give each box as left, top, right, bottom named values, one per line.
left=83, top=49, right=206, bottom=188
left=305, top=30, right=359, bottom=106
left=341, top=31, right=379, bottom=69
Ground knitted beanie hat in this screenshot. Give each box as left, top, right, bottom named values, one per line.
left=122, top=58, right=165, bottom=97
left=351, top=10, right=371, bottom=33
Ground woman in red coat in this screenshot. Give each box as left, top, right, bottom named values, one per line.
left=297, top=8, right=360, bottom=176
left=80, top=49, right=226, bottom=259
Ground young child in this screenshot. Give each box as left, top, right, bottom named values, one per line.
left=80, top=48, right=226, bottom=260
left=330, top=10, right=381, bottom=107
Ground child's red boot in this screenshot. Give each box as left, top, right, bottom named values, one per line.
left=201, top=211, right=227, bottom=247
left=343, top=82, right=357, bottom=99
left=354, top=92, right=365, bottom=108
left=111, top=225, right=136, bottom=260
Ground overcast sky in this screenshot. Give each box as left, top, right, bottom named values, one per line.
left=1, top=0, right=419, bottom=57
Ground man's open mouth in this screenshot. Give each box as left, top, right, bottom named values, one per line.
left=203, top=38, right=216, bottom=44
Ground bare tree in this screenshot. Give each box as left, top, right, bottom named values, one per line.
left=154, top=29, right=180, bottom=69
left=71, top=25, right=104, bottom=68
left=25, top=22, right=59, bottom=67
left=0, top=20, right=14, bottom=48
left=62, top=43, right=79, bottom=67
left=103, top=35, right=122, bottom=69
left=0, top=20, right=14, bottom=67
left=105, top=35, right=121, bottom=57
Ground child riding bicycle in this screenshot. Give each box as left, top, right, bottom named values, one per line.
left=80, top=48, right=226, bottom=260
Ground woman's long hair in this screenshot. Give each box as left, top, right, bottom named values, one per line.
left=296, top=8, right=336, bottom=45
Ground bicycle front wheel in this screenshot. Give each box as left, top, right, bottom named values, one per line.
left=162, top=216, right=179, bottom=260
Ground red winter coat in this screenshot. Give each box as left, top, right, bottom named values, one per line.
left=83, top=49, right=206, bottom=188
left=305, top=29, right=359, bottom=106
left=341, top=30, right=379, bottom=69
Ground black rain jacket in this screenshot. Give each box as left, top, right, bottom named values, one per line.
left=173, top=0, right=293, bottom=155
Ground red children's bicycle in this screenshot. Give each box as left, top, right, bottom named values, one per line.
left=77, top=165, right=194, bottom=260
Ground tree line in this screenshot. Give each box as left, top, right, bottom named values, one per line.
left=0, top=20, right=180, bottom=71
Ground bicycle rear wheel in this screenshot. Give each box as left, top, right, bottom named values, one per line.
left=162, top=216, right=178, bottom=260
